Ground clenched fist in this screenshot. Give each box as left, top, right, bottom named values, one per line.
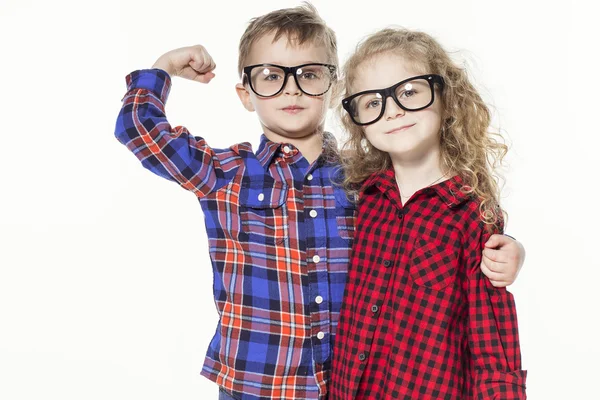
left=152, top=45, right=216, bottom=84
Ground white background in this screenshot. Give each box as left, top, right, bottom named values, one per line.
left=0, top=0, right=597, bottom=398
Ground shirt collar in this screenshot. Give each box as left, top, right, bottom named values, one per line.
left=255, top=132, right=340, bottom=169
left=361, top=168, right=471, bottom=209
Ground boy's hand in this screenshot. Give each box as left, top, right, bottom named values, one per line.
left=480, top=234, right=525, bottom=287
left=152, top=45, right=216, bottom=84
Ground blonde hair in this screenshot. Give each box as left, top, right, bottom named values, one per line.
left=237, top=2, right=339, bottom=77
left=340, top=28, right=507, bottom=229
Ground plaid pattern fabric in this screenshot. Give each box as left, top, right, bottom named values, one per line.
left=115, top=69, right=355, bottom=399
left=330, top=169, right=526, bottom=400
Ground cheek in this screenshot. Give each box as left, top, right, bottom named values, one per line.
left=419, top=109, right=443, bottom=134
left=252, top=97, right=275, bottom=116
left=363, top=120, right=384, bottom=137
left=362, top=126, right=380, bottom=144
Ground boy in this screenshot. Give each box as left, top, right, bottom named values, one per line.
left=115, top=4, right=524, bottom=399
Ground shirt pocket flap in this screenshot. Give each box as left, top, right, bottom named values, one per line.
left=410, top=236, right=459, bottom=290
left=334, top=189, right=356, bottom=209
left=240, top=182, right=288, bottom=209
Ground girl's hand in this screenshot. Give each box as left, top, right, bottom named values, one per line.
left=152, top=45, right=216, bottom=83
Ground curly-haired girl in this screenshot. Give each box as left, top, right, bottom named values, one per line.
left=331, top=28, right=527, bottom=399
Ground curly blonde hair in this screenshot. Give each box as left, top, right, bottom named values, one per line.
left=340, top=28, right=507, bottom=228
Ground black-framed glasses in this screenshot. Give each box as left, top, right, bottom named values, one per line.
left=342, top=74, right=445, bottom=126
left=242, top=63, right=337, bottom=97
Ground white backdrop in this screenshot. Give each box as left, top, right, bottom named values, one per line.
left=0, top=0, right=597, bottom=398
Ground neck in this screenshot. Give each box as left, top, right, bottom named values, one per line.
left=264, top=128, right=324, bottom=164
left=390, top=146, right=448, bottom=201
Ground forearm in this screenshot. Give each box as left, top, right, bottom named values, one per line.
left=114, top=69, right=233, bottom=197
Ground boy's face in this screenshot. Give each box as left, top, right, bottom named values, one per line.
left=356, top=53, right=443, bottom=162
left=236, top=32, right=334, bottom=142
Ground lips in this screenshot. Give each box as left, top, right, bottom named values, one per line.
left=281, top=105, right=305, bottom=114
left=385, top=123, right=416, bottom=134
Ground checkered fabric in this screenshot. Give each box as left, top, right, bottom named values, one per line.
left=115, top=69, right=355, bottom=399
left=330, top=168, right=526, bottom=399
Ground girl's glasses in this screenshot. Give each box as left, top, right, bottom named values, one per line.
left=342, top=74, right=444, bottom=126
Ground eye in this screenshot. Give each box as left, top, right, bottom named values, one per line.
left=264, top=74, right=282, bottom=81
left=366, top=99, right=382, bottom=109
left=261, top=68, right=282, bottom=81
left=398, top=82, right=417, bottom=99
left=300, top=72, right=318, bottom=80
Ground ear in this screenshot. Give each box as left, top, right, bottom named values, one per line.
left=235, top=83, right=255, bottom=112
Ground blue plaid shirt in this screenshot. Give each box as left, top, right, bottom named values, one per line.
left=115, top=69, right=355, bottom=399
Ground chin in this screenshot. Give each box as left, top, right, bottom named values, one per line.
left=373, top=142, right=417, bottom=157
left=279, top=123, right=319, bottom=137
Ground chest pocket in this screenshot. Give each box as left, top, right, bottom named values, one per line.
left=239, top=182, right=288, bottom=245
left=409, top=236, right=459, bottom=290
left=334, top=189, right=356, bottom=241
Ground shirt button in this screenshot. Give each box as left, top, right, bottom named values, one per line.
left=307, top=174, right=313, bottom=181
left=312, top=255, right=321, bottom=263
left=283, top=145, right=291, bottom=153
left=383, top=260, right=391, bottom=267
left=315, top=295, right=323, bottom=304
left=257, top=193, right=265, bottom=201
left=371, top=304, right=379, bottom=313
left=309, top=210, right=317, bottom=218
left=317, top=331, right=325, bottom=340
left=358, top=353, right=366, bottom=361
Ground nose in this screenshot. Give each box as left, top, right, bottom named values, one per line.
left=283, top=73, right=301, bottom=96
left=384, top=96, right=405, bottom=120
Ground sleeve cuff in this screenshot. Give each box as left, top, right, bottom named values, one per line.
left=124, top=69, right=172, bottom=103
left=475, top=369, right=527, bottom=399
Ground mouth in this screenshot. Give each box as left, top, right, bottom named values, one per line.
left=281, top=105, right=305, bottom=114
left=385, top=123, right=416, bottom=134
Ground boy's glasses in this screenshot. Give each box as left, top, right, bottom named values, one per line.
left=243, top=63, right=337, bottom=97
left=342, top=74, right=445, bottom=126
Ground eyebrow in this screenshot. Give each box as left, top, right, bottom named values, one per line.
left=253, top=61, right=329, bottom=66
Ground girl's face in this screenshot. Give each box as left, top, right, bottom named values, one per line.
left=353, top=53, right=443, bottom=162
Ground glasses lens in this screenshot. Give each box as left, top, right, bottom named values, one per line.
left=394, top=78, right=432, bottom=110
left=249, top=66, right=286, bottom=97
left=294, top=65, right=333, bottom=95
left=349, top=92, right=384, bottom=125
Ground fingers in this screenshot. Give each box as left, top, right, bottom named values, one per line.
left=480, top=260, right=505, bottom=280
left=194, top=71, right=215, bottom=84
left=484, top=233, right=511, bottom=248
left=481, top=260, right=512, bottom=287
left=189, top=45, right=216, bottom=74
left=483, top=248, right=509, bottom=264
left=481, top=251, right=520, bottom=286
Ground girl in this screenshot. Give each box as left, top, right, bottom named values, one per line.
left=331, top=28, right=527, bottom=399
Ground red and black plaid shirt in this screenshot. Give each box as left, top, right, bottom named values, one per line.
left=331, top=169, right=526, bottom=399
